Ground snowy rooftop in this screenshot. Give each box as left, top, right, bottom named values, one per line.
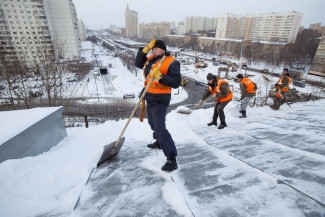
left=0, top=40, right=324, bottom=217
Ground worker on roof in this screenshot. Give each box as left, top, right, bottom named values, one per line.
left=135, top=39, right=181, bottom=172
left=198, top=73, right=233, bottom=129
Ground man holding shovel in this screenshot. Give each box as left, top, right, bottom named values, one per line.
left=235, top=74, right=256, bottom=118
left=199, top=73, right=233, bottom=129
left=135, top=39, right=181, bottom=172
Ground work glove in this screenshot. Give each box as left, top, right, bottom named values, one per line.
left=198, top=100, right=204, bottom=105
left=151, top=68, right=162, bottom=81
left=275, top=83, right=279, bottom=87
left=142, top=39, right=156, bottom=53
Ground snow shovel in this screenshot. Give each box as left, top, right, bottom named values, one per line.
left=97, top=54, right=168, bottom=167
left=177, top=94, right=216, bottom=114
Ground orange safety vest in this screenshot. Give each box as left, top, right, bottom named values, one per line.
left=143, top=55, right=175, bottom=94
left=276, top=75, right=292, bottom=92
left=208, top=80, right=233, bottom=102
left=241, top=78, right=256, bottom=94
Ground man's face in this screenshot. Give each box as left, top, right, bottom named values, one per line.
left=152, top=47, right=165, bottom=57
left=208, top=79, right=213, bottom=84
left=282, top=70, right=288, bottom=75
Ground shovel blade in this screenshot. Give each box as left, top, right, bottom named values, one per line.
left=97, top=137, right=125, bottom=167
left=177, top=109, right=192, bottom=114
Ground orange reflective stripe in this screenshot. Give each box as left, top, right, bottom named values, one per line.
left=210, top=80, right=233, bottom=102
left=143, top=55, right=175, bottom=94
left=241, top=78, right=256, bottom=93
left=277, top=75, right=292, bottom=92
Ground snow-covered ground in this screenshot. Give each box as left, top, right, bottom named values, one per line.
left=0, top=40, right=325, bottom=217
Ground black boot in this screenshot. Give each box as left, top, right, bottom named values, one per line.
left=147, top=141, right=161, bottom=149
left=207, top=119, right=217, bottom=126
left=239, top=110, right=246, bottom=118
left=218, top=122, right=227, bottom=129
left=161, top=157, right=178, bottom=172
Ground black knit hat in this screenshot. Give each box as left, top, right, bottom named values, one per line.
left=283, top=68, right=289, bottom=72
left=206, top=73, right=216, bottom=80
left=236, top=74, right=243, bottom=79
left=153, top=39, right=166, bottom=51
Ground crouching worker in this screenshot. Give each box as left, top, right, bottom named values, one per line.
left=271, top=68, right=292, bottom=110
left=135, top=39, right=181, bottom=172
left=199, top=73, right=233, bottom=129
left=236, top=74, right=256, bottom=118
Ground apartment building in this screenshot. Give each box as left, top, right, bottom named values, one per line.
left=0, top=0, right=80, bottom=63
left=125, top=4, right=137, bottom=39
left=309, top=34, right=325, bottom=77
left=185, top=16, right=217, bottom=33
left=216, top=12, right=303, bottom=43
left=78, top=19, right=86, bottom=41
left=138, top=22, right=171, bottom=41
left=175, top=22, right=185, bottom=35
left=309, top=22, right=325, bottom=35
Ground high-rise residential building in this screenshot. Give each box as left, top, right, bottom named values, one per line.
left=176, top=22, right=185, bottom=35
left=138, top=22, right=171, bottom=41
left=0, top=0, right=80, bottom=63
left=216, top=11, right=303, bottom=43
left=215, top=14, right=247, bottom=39
left=309, top=22, right=325, bottom=35
left=309, top=34, right=325, bottom=77
left=185, top=16, right=217, bottom=33
left=125, top=4, right=137, bottom=39
left=78, top=19, right=87, bottom=41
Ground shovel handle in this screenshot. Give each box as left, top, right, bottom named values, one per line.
left=186, top=94, right=216, bottom=113
left=110, top=55, right=167, bottom=154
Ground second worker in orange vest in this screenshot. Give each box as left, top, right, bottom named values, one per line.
left=199, top=73, right=233, bottom=129
left=235, top=74, right=257, bottom=118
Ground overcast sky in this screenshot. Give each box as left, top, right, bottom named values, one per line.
left=73, top=0, right=325, bottom=30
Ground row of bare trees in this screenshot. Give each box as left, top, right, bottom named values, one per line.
left=193, top=29, right=321, bottom=70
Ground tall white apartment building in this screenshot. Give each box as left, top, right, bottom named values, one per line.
left=78, top=19, right=86, bottom=41
left=185, top=16, right=217, bottom=33
left=138, top=22, right=171, bottom=41
left=250, top=12, right=302, bottom=43
left=216, top=14, right=252, bottom=39
left=125, top=4, right=138, bottom=38
left=0, top=0, right=80, bottom=62
left=216, top=12, right=303, bottom=43
left=176, top=22, right=185, bottom=35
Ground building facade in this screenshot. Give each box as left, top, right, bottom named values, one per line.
left=175, top=22, right=185, bottom=35
left=185, top=16, right=217, bottom=33
left=138, top=22, right=171, bottom=41
left=0, top=0, right=80, bottom=63
left=309, top=34, right=325, bottom=77
left=216, top=12, right=303, bottom=43
left=125, top=4, right=137, bottom=39
left=78, top=19, right=86, bottom=41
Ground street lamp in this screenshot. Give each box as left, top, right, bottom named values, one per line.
left=239, top=39, right=244, bottom=74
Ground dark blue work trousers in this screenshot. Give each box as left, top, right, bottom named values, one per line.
left=147, top=100, right=177, bottom=158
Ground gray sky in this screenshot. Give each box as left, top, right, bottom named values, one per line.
left=73, top=0, right=325, bottom=29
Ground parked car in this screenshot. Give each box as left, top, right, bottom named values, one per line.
left=260, top=69, right=269, bottom=73
left=123, top=93, right=135, bottom=99
left=293, top=80, right=305, bottom=88
left=0, top=98, right=13, bottom=105
left=29, top=89, right=43, bottom=98
left=195, top=81, right=205, bottom=86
